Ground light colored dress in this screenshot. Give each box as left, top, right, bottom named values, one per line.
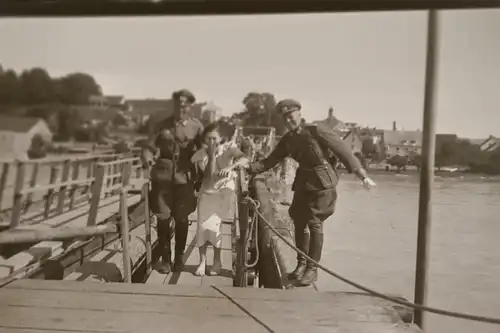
left=191, top=142, right=240, bottom=248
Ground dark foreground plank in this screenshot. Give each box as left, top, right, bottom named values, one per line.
left=1, top=279, right=422, bottom=333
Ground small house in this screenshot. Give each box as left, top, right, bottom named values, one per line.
left=382, top=130, right=422, bottom=158
left=0, top=116, right=53, bottom=159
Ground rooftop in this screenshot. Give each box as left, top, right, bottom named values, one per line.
left=383, top=130, right=423, bottom=146
left=0, top=115, right=42, bottom=133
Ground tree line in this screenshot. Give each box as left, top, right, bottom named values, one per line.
left=0, top=64, right=102, bottom=106
left=2, top=64, right=499, bottom=174
left=0, top=64, right=108, bottom=143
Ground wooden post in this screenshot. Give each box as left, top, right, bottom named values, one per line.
left=24, top=163, right=39, bottom=213
left=106, top=164, right=113, bottom=196
left=69, top=161, right=81, bottom=209
left=0, top=162, right=10, bottom=211
left=414, top=10, right=439, bottom=329
left=135, top=160, right=142, bottom=179
left=84, top=157, right=98, bottom=198
left=87, top=164, right=105, bottom=226
left=122, top=161, right=132, bottom=188
left=0, top=223, right=118, bottom=244
left=234, top=168, right=249, bottom=287
left=44, top=165, right=59, bottom=219
left=113, top=163, right=119, bottom=188
left=56, top=159, right=71, bottom=214
left=120, top=188, right=132, bottom=283
left=10, top=161, right=26, bottom=228
left=143, top=168, right=152, bottom=276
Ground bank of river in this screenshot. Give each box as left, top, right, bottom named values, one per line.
left=304, top=173, right=500, bottom=333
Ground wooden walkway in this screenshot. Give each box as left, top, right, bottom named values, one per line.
left=0, top=154, right=147, bottom=284
left=0, top=279, right=421, bottom=333
left=146, top=221, right=234, bottom=287
left=0, top=153, right=422, bottom=332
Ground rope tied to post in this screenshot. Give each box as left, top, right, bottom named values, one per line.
left=244, top=198, right=260, bottom=269
left=245, top=196, right=500, bottom=325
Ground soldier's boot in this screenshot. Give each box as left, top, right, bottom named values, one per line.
left=299, top=231, right=323, bottom=286
left=173, top=220, right=189, bottom=272
left=155, top=218, right=172, bottom=274
left=289, top=231, right=310, bottom=280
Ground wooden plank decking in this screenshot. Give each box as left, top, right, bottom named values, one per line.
left=0, top=278, right=422, bottom=333
left=0, top=193, right=143, bottom=282
left=146, top=221, right=234, bottom=287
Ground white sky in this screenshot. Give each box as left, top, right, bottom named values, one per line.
left=1, top=9, right=499, bottom=138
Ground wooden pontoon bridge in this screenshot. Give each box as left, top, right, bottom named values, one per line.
left=2, top=1, right=500, bottom=332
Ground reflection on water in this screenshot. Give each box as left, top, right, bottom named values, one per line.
left=318, top=173, right=500, bottom=333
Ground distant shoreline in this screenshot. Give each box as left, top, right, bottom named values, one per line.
left=337, top=167, right=500, bottom=181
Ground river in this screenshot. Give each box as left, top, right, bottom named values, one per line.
left=316, top=173, right=500, bottom=333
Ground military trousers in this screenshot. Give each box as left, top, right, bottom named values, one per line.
left=149, top=180, right=197, bottom=257
left=289, top=188, right=337, bottom=234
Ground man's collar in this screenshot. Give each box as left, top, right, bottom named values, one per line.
left=290, top=126, right=303, bottom=135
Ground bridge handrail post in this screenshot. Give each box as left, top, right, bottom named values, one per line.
left=68, top=160, right=81, bottom=210
left=43, top=165, right=59, bottom=219
left=10, top=160, right=26, bottom=228
left=142, top=167, right=152, bottom=276
left=24, top=162, right=39, bottom=213
left=87, top=163, right=105, bottom=226
left=118, top=158, right=135, bottom=283
left=56, top=159, right=72, bottom=214
left=234, top=167, right=249, bottom=287
left=119, top=186, right=132, bottom=283
left=0, top=162, right=10, bottom=211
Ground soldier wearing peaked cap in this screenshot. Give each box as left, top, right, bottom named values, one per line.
left=247, top=98, right=376, bottom=286
left=141, top=89, right=204, bottom=274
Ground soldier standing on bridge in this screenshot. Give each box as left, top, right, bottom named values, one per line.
left=247, top=99, right=376, bottom=286
left=141, top=89, right=204, bottom=274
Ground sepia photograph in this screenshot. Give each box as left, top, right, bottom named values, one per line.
left=0, top=3, right=499, bottom=333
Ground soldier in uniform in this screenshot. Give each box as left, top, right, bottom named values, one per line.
left=247, top=99, right=376, bottom=286
left=141, top=89, right=204, bottom=274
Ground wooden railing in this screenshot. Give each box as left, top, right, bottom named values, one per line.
left=86, top=157, right=150, bottom=282
left=0, top=154, right=151, bottom=283
left=0, top=150, right=141, bottom=229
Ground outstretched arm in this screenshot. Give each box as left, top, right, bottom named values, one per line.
left=313, top=125, right=368, bottom=181
left=247, top=137, right=289, bottom=175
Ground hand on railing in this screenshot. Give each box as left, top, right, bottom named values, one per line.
left=235, top=166, right=249, bottom=196
left=217, top=166, right=233, bottom=178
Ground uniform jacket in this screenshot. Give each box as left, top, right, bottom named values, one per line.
left=142, top=116, right=204, bottom=184
left=249, top=123, right=362, bottom=191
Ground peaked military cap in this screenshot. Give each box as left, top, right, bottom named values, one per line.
left=276, top=99, right=301, bottom=115
left=172, top=89, right=196, bottom=103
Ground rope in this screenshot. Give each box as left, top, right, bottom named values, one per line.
left=246, top=196, right=500, bottom=325
left=244, top=204, right=260, bottom=269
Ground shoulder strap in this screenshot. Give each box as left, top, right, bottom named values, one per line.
left=303, top=126, right=327, bottom=159
left=303, top=125, right=339, bottom=168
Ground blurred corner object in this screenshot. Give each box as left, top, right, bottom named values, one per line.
left=1, top=0, right=500, bottom=17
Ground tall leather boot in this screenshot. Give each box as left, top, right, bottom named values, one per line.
left=288, top=230, right=310, bottom=280
left=173, top=219, right=189, bottom=272
left=299, top=231, right=323, bottom=286
left=155, top=218, right=172, bottom=274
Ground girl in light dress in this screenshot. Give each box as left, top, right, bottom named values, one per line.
left=191, top=122, right=249, bottom=276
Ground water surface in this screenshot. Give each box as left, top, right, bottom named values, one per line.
left=317, top=174, right=500, bottom=333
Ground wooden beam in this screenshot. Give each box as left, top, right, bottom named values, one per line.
left=0, top=223, right=118, bottom=245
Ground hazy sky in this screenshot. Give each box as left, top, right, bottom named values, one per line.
left=1, top=9, right=499, bottom=138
